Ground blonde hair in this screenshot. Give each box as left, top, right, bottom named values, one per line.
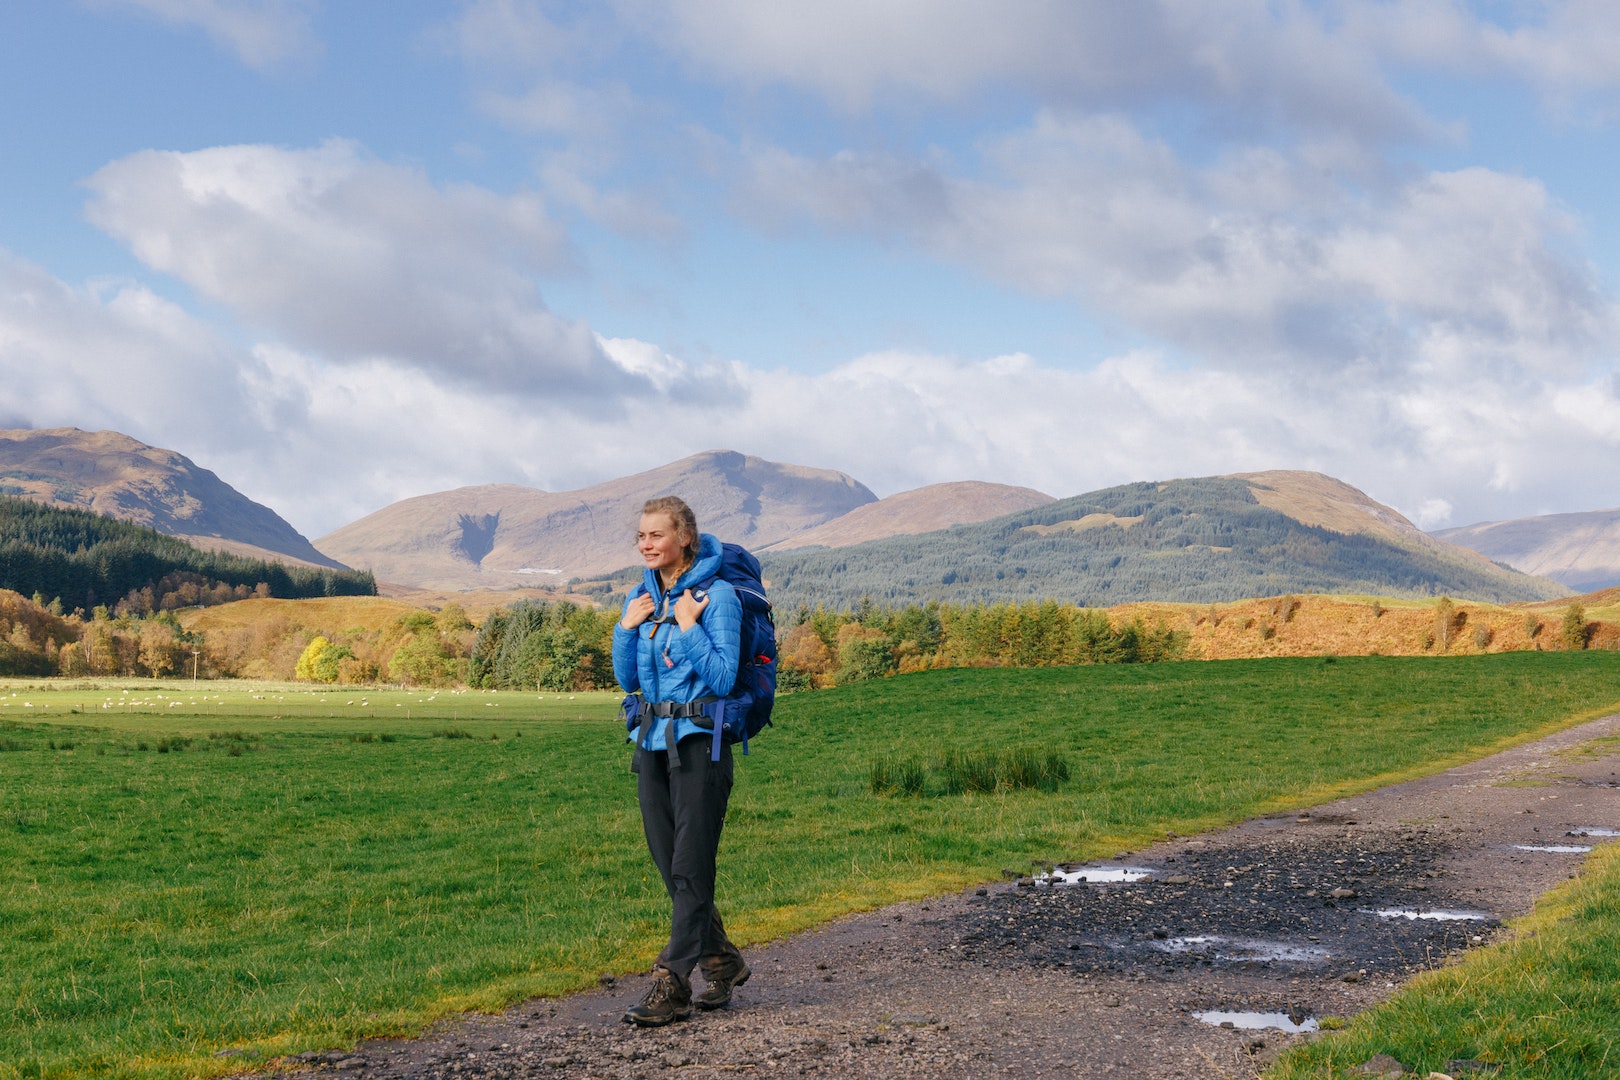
left=639, top=496, right=700, bottom=564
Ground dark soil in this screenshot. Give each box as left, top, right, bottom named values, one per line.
left=263, top=713, right=1620, bottom=1079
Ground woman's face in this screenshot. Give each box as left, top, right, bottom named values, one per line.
left=637, top=513, right=688, bottom=574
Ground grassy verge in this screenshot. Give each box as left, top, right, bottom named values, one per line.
left=3, top=654, right=1619, bottom=1078
left=1268, top=837, right=1620, bottom=1078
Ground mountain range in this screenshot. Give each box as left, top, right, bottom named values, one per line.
left=1436, top=510, right=1620, bottom=593
left=313, top=450, right=886, bottom=590
left=0, top=426, right=1604, bottom=605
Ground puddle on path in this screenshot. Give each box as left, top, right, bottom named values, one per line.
left=1367, top=908, right=1488, bottom=922
left=1194, top=1010, right=1319, bottom=1034
left=1567, top=827, right=1619, bottom=838
left=1152, top=935, right=1328, bottom=963
left=1038, top=866, right=1154, bottom=885
left=1514, top=844, right=1593, bottom=853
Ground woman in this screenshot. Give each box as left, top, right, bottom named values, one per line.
left=612, top=496, right=750, bottom=1026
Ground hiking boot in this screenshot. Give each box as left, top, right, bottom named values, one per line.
left=622, top=967, right=692, bottom=1027
left=695, top=954, right=750, bottom=1010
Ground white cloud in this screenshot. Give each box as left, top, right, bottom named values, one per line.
left=1412, top=498, right=1454, bottom=530
left=635, top=1, right=1620, bottom=131
left=0, top=251, right=261, bottom=446
left=735, top=341, right=1620, bottom=533
left=7, top=238, right=1620, bottom=539
left=630, top=0, right=1431, bottom=141
left=1356, top=0, right=1620, bottom=113
left=736, top=114, right=1612, bottom=382
left=81, top=140, right=655, bottom=400
left=87, top=0, right=319, bottom=70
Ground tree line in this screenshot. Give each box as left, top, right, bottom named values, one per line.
left=0, top=587, right=476, bottom=683
left=0, top=495, right=376, bottom=615
left=0, top=589, right=207, bottom=679
left=463, top=596, right=1187, bottom=692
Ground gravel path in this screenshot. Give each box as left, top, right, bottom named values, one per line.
left=272, top=713, right=1620, bottom=1079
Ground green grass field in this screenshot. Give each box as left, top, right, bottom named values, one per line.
left=3, top=654, right=1620, bottom=1079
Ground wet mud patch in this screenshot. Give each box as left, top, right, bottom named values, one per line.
left=950, top=832, right=1495, bottom=985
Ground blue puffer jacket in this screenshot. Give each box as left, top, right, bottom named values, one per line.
left=612, top=532, right=741, bottom=752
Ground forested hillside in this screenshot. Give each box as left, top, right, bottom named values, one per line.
left=0, top=427, right=346, bottom=568
left=0, top=495, right=375, bottom=615
left=758, top=477, right=1568, bottom=612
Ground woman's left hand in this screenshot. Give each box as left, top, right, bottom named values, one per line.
left=673, top=588, right=709, bottom=630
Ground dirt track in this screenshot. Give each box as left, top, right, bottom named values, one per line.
left=275, top=712, right=1620, bottom=1079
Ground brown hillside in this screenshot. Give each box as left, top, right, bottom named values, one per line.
left=0, top=427, right=344, bottom=569
left=315, top=450, right=876, bottom=590
left=1228, top=470, right=1425, bottom=542
left=763, top=481, right=1053, bottom=551
left=1228, top=470, right=1560, bottom=585
left=1436, top=508, right=1620, bottom=593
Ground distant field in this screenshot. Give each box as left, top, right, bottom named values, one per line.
left=4, top=655, right=1620, bottom=1079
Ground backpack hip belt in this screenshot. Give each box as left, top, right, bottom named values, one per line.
left=629, top=695, right=718, bottom=772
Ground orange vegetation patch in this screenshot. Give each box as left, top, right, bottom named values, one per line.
left=178, top=595, right=422, bottom=636
left=1114, top=594, right=1598, bottom=660
left=178, top=596, right=438, bottom=681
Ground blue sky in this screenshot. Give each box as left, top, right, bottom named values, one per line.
left=3, top=1, right=1620, bottom=540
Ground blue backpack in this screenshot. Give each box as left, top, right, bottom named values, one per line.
left=624, top=542, right=777, bottom=763
left=693, top=543, right=777, bottom=760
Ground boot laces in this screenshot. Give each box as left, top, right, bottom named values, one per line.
left=644, top=970, right=679, bottom=1006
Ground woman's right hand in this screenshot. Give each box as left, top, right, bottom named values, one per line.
left=620, top=592, right=656, bottom=630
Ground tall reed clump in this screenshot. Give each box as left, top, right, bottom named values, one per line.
left=868, top=753, right=927, bottom=796
left=870, top=745, right=1071, bottom=796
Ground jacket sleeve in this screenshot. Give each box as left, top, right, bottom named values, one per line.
left=667, top=581, right=740, bottom=698
left=611, top=594, right=642, bottom=693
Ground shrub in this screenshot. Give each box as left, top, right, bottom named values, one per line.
left=1562, top=603, right=1590, bottom=651
left=1433, top=597, right=1456, bottom=650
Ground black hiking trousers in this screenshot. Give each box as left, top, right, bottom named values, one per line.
left=637, top=734, right=742, bottom=980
